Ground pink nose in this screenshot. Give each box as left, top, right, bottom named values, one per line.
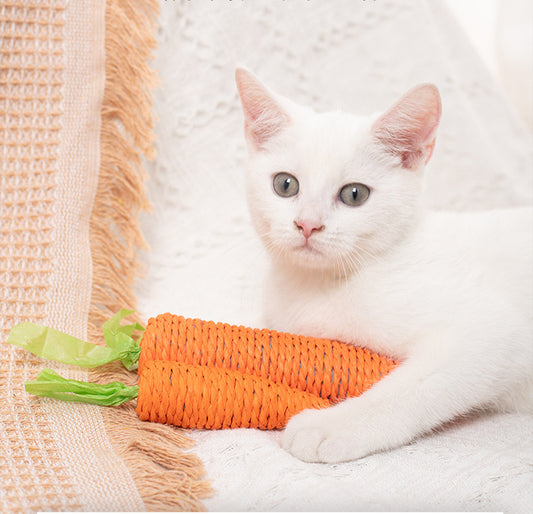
left=294, top=219, right=325, bottom=240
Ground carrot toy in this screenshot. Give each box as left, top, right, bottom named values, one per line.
left=7, top=311, right=398, bottom=430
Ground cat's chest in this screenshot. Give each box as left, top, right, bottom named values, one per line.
left=264, top=268, right=414, bottom=359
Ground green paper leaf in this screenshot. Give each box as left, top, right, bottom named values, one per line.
left=8, top=322, right=127, bottom=368
left=103, top=309, right=145, bottom=347
left=102, top=309, right=144, bottom=370
left=25, top=369, right=139, bottom=406
left=7, top=310, right=144, bottom=370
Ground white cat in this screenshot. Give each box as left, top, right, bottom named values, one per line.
left=235, top=68, right=533, bottom=463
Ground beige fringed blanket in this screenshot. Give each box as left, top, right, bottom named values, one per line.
left=0, top=1, right=210, bottom=510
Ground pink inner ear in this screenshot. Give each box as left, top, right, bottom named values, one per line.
left=372, top=84, right=441, bottom=170
left=236, top=68, right=290, bottom=150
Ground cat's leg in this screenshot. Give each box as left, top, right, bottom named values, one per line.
left=281, top=345, right=507, bottom=463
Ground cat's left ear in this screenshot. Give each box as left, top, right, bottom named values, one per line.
left=235, top=67, right=291, bottom=151
left=371, top=84, right=441, bottom=170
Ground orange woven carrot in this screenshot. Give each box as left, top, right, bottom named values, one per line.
left=11, top=311, right=399, bottom=430
left=139, top=313, right=398, bottom=402
left=136, top=361, right=330, bottom=429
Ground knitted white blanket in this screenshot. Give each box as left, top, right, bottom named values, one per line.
left=137, top=1, right=533, bottom=511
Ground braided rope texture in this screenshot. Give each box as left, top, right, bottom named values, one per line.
left=137, top=361, right=330, bottom=430
left=136, top=313, right=398, bottom=429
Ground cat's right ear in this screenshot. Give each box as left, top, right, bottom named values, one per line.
left=235, top=68, right=290, bottom=151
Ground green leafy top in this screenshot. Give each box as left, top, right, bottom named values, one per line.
left=7, top=309, right=144, bottom=371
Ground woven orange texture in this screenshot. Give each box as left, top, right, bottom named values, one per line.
left=139, top=313, right=398, bottom=402
left=136, top=361, right=330, bottom=429
left=134, top=314, right=398, bottom=429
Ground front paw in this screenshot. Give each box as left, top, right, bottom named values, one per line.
left=281, top=408, right=368, bottom=463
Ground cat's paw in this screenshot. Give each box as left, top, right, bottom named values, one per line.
left=281, top=408, right=370, bottom=463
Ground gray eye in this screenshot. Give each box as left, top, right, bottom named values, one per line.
left=339, top=183, right=370, bottom=206
left=273, top=173, right=299, bottom=198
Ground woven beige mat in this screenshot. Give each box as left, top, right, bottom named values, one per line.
left=0, top=1, right=211, bottom=510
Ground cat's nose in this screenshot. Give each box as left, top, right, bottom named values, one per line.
left=294, top=219, right=325, bottom=240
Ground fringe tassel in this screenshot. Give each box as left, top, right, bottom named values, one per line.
left=89, top=0, right=212, bottom=509
left=88, top=0, right=155, bottom=339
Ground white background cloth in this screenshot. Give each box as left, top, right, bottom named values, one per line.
left=137, top=1, right=533, bottom=511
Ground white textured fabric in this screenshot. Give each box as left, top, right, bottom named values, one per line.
left=192, top=413, right=533, bottom=512
left=138, top=0, right=533, bottom=511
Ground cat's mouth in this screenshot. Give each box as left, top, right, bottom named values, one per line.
left=269, top=235, right=330, bottom=269
left=295, top=243, right=322, bottom=255
left=285, top=241, right=336, bottom=271
left=291, top=241, right=325, bottom=261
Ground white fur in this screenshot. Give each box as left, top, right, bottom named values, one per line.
left=236, top=69, right=533, bottom=463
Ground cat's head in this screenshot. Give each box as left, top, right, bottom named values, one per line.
left=236, top=68, right=441, bottom=276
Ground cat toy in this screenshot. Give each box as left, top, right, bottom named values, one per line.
left=7, top=311, right=398, bottom=430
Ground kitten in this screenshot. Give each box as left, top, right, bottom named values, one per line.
left=235, top=68, right=533, bottom=463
